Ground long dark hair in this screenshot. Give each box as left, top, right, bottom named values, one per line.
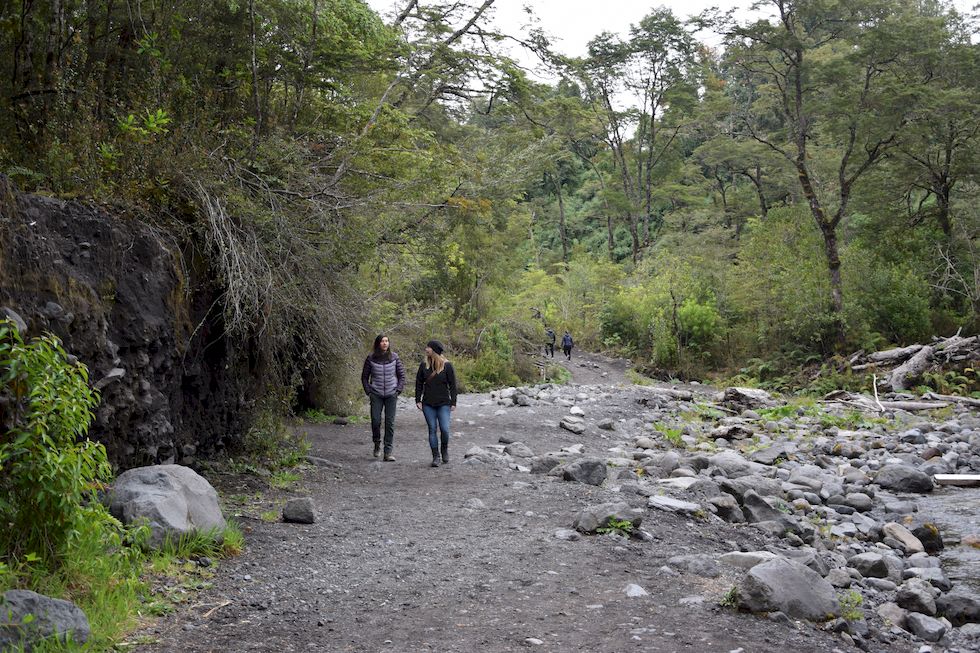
left=372, top=334, right=392, bottom=361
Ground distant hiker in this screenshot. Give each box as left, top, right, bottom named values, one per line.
left=561, top=331, right=574, bottom=360
left=415, top=340, right=458, bottom=468
left=545, top=327, right=556, bottom=358
left=361, top=334, right=405, bottom=461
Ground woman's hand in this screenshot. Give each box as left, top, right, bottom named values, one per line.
left=416, top=402, right=422, bottom=410
left=451, top=405, right=456, bottom=412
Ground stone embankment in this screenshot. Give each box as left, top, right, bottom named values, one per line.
left=471, top=380, right=980, bottom=650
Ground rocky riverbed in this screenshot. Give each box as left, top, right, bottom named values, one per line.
left=136, top=352, right=980, bottom=652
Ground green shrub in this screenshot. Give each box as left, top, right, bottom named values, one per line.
left=0, top=321, right=120, bottom=567
left=455, top=324, right=521, bottom=391
left=677, top=297, right=723, bottom=350
left=0, top=320, right=155, bottom=649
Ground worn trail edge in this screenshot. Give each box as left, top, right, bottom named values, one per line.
left=138, top=355, right=847, bottom=653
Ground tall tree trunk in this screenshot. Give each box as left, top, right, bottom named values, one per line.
left=606, top=214, right=615, bottom=260
left=577, top=153, right=616, bottom=261
left=627, top=215, right=640, bottom=264
left=796, top=157, right=847, bottom=349
left=291, top=0, right=318, bottom=127
left=40, top=0, right=63, bottom=134
left=550, top=174, right=569, bottom=265
left=249, top=0, right=262, bottom=142
left=741, top=165, right=769, bottom=218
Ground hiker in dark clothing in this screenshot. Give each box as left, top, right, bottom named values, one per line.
left=415, top=340, right=458, bottom=468
left=545, top=327, right=556, bottom=358
left=561, top=331, right=573, bottom=360
left=361, top=334, right=406, bottom=461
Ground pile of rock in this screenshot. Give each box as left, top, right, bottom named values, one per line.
left=469, top=381, right=980, bottom=650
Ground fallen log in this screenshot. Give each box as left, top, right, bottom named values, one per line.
left=850, top=362, right=878, bottom=371
left=922, top=392, right=980, bottom=409
left=878, top=400, right=950, bottom=411
left=868, top=344, right=923, bottom=364
left=887, top=345, right=934, bottom=391
left=934, top=474, right=980, bottom=487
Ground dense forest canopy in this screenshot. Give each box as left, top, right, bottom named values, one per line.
left=2, top=0, right=978, bottom=398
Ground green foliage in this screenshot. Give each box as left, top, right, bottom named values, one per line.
left=677, top=297, right=723, bottom=350
left=915, top=368, right=979, bottom=396
left=839, top=590, right=864, bottom=622
left=156, top=524, right=243, bottom=562
left=0, top=321, right=116, bottom=566
left=596, top=518, right=635, bottom=537
left=654, top=424, right=684, bottom=447
left=720, top=586, right=739, bottom=608
left=237, top=390, right=311, bottom=471
left=455, top=324, right=521, bottom=392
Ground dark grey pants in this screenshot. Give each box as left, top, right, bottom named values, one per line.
left=369, top=393, right=397, bottom=452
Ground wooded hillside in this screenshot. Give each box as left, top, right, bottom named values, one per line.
left=2, top=0, right=978, bottom=400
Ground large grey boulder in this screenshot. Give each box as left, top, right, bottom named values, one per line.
left=736, top=558, right=840, bottom=621
left=562, top=458, right=607, bottom=486
left=717, top=387, right=778, bottom=411
left=708, top=450, right=767, bottom=478
left=107, top=464, right=226, bottom=547
left=0, top=590, right=90, bottom=650
left=529, top=454, right=561, bottom=474
left=937, top=589, right=980, bottom=626
left=847, top=552, right=889, bottom=579
left=874, top=464, right=934, bottom=493
left=741, top=490, right=785, bottom=523
left=905, top=612, right=947, bottom=642
left=896, top=578, right=937, bottom=615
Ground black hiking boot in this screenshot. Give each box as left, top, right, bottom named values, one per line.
left=373, top=441, right=381, bottom=458
left=383, top=449, right=395, bottom=462
left=441, top=445, right=449, bottom=464
left=430, top=449, right=441, bottom=467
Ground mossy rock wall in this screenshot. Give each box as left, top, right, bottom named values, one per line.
left=0, top=177, right=257, bottom=469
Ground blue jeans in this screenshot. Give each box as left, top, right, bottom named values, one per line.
left=421, top=404, right=451, bottom=450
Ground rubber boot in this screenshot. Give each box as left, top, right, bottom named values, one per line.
left=430, top=449, right=441, bottom=467
left=441, top=444, right=449, bottom=464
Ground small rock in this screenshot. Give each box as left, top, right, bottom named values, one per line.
left=282, top=497, right=316, bottom=524
left=624, top=584, right=649, bottom=598
left=882, top=522, right=925, bottom=554
left=554, top=528, right=580, bottom=541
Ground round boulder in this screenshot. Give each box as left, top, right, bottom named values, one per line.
left=107, top=464, right=226, bottom=547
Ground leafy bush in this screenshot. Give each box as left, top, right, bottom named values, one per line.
left=457, top=324, right=521, bottom=391
left=677, top=297, right=723, bottom=350
left=0, top=321, right=121, bottom=566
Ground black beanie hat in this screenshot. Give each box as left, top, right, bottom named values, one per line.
left=426, top=340, right=444, bottom=355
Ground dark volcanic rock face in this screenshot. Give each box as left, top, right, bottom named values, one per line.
left=0, top=181, right=253, bottom=469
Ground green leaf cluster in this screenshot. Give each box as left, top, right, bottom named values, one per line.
left=0, top=320, right=119, bottom=567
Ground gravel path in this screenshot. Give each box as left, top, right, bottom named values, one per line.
left=134, top=353, right=857, bottom=652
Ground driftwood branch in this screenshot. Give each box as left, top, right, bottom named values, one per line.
left=847, top=332, right=978, bottom=393
left=887, top=345, right=935, bottom=391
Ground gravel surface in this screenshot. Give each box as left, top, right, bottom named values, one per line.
left=134, top=353, right=872, bottom=652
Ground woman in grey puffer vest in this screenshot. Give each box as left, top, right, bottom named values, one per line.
left=361, top=334, right=406, bottom=461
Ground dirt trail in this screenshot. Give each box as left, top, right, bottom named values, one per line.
left=136, top=355, right=847, bottom=653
